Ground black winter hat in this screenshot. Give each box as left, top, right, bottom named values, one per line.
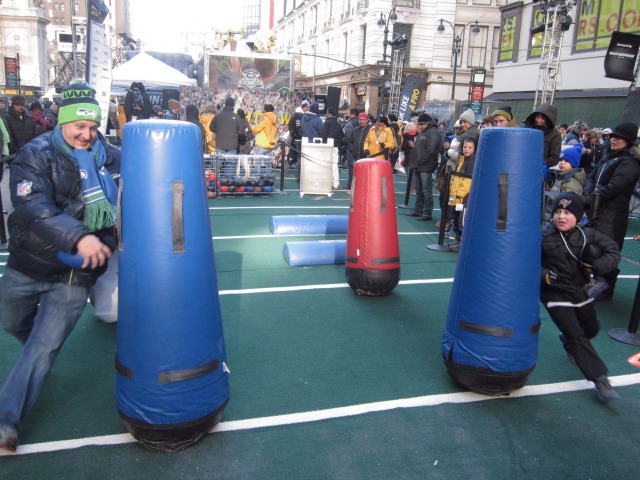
left=551, top=192, right=584, bottom=221
left=610, top=122, right=638, bottom=146
left=417, top=113, right=432, bottom=124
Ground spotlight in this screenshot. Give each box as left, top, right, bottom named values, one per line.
left=560, top=15, right=573, bottom=31
left=530, top=23, right=547, bottom=35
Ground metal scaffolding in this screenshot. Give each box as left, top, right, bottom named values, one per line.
left=533, top=0, right=577, bottom=108
left=388, top=34, right=409, bottom=116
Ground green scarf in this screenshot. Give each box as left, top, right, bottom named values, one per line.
left=0, top=117, right=10, bottom=156
left=51, top=126, right=118, bottom=231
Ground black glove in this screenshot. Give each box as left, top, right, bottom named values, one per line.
left=363, top=150, right=370, bottom=157
left=545, top=270, right=558, bottom=286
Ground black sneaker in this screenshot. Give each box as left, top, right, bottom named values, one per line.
left=417, top=215, right=432, bottom=221
left=593, top=375, right=620, bottom=403
left=0, top=425, right=18, bottom=453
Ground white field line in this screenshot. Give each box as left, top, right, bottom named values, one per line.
left=218, top=278, right=455, bottom=296
left=5, top=373, right=640, bottom=457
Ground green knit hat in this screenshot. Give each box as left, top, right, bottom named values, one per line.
left=58, top=79, right=102, bottom=125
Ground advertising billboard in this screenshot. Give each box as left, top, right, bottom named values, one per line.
left=205, top=52, right=291, bottom=93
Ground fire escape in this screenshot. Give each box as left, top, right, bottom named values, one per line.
left=532, top=0, right=577, bottom=108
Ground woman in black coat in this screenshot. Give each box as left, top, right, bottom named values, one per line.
left=583, top=122, right=640, bottom=299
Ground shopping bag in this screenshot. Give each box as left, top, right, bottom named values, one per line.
left=91, top=251, right=118, bottom=323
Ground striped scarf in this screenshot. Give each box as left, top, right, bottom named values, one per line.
left=51, top=126, right=118, bottom=231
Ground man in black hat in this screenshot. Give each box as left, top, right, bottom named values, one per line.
left=405, top=113, right=442, bottom=221
left=583, top=121, right=640, bottom=301
left=209, top=96, right=244, bottom=155
left=3, top=95, right=36, bottom=155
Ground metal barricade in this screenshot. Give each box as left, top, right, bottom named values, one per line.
left=204, top=153, right=276, bottom=197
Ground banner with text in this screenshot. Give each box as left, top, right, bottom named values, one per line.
left=604, top=31, right=640, bottom=82
left=398, top=75, right=426, bottom=122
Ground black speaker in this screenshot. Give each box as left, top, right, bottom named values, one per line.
left=326, top=86, right=340, bottom=113
left=162, top=89, right=180, bottom=110
left=314, top=94, right=327, bottom=116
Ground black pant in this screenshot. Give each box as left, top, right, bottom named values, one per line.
left=545, top=302, right=607, bottom=381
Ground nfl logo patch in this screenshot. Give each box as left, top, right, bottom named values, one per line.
left=17, top=180, right=33, bottom=196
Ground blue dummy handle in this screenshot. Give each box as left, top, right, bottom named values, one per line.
left=56, top=251, right=85, bottom=269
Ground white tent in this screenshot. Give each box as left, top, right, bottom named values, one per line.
left=111, top=51, right=196, bottom=89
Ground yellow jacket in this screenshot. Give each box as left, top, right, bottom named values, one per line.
left=448, top=155, right=474, bottom=205
left=364, top=126, right=395, bottom=158
left=199, top=113, right=216, bottom=153
left=252, top=111, right=278, bottom=150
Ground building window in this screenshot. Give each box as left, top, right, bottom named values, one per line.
left=498, top=12, right=520, bottom=62
left=574, top=0, right=640, bottom=52
left=54, top=3, right=59, bottom=11
left=467, top=26, right=489, bottom=68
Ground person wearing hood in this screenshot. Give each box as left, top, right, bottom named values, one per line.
left=300, top=101, right=323, bottom=141
left=184, top=104, right=206, bottom=153
left=525, top=103, right=562, bottom=168
left=209, top=96, right=244, bottom=154
left=583, top=122, right=640, bottom=301
left=42, top=99, right=58, bottom=128
left=287, top=101, right=309, bottom=166
left=252, top=104, right=278, bottom=174
left=29, top=102, right=54, bottom=137
left=252, top=103, right=278, bottom=154
left=550, top=144, right=587, bottom=196
left=198, top=104, right=216, bottom=153
left=124, top=82, right=152, bottom=122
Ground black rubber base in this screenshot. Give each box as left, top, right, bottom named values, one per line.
left=444, top=358, right=535, bottom=396
left=346, top=267, right=400, bottom=296
left=119, top=401, right=227, bottom=452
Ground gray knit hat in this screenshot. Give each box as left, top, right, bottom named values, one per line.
left=459, top=108, right=476, bottom=125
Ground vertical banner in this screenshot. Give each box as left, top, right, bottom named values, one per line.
left=397, top=74, right=426, bottom=122
left=86, top=0, right=112, bottom=134
left=469, top=68, right=486, bottom=116
left=4, top=57, right=19, bottom=89
left=604, top=31, right=640, bottom=82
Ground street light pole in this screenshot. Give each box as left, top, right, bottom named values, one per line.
left=377, top=6, right=398, bottom=114
left=437, top=19, right=481, bottom=101
left=377, top=7, right=398, bottom=64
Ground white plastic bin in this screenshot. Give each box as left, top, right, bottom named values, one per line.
left=300, top=138, right=334, bottom=196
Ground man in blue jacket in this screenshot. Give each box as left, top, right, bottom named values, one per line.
left=0, top=80, right=120, bottom=452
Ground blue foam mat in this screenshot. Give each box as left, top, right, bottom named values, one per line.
left=270, top=215, right=348, bottom=235
left=283, top=240, right=347, bottom=266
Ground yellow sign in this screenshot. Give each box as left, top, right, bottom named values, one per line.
left=499, top=15, right=518, bottom=61
left=576, top=0, right=640, bottom=51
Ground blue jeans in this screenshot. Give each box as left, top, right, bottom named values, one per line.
left=345, top=150, right=355, bottom=188
left=413, top=171, right=434, bottom=216
left=217, top=149, right=238, bottom=175
left=254, top=147, right=272, bottom=176
left=0, top=268, right=90, bottom=430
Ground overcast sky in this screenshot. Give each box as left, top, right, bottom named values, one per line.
left=129, top=0, right=243, bottom=52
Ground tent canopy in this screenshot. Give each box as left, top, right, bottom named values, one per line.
left=112, top=51, right=196, bottom=89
